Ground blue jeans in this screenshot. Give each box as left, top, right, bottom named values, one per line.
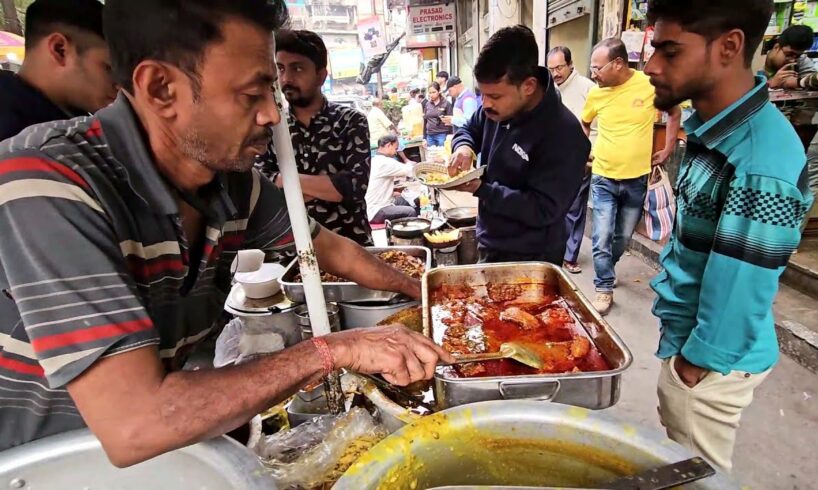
left=591, top=174, right=648, bottom=292
left=425, top=133, right=448, bottom=147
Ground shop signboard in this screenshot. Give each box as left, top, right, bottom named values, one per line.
left=358, top=16, right=387, bottom=58
left=620, top=30, right=645, bottom=63
left=408, top=3, right=455, bottom=36
left=329, top=47, right=363, bottom=80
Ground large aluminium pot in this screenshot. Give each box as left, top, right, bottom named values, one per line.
left=334, top=401, right=737, bottom=490
left=339, top=300, right=420, bottom=329
left=0, top=429, right=276, bottom=490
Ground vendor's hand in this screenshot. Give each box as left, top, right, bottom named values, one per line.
left=303, top=194, right=317, bottom=202
left=652, top=148, right=672, bottom=167
left=404, top=278, right=421, bottom=301
left=441, top=115, right=453, bottom=126
left=274, top=173, right=283, bottom=188
left=769, top=63, right=797, bottom=90
left=326, top=324, right=454, bottom=386
left=450, top=178, right=482, bottom=195
left=674, top=356, right=708, bottom=388
left=448, top=146, right=475, bottom=177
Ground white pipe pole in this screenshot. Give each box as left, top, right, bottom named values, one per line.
left=271, top=85, right=344, bottom=413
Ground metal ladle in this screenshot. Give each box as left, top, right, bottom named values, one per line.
left=427, top=457, right=716, bottom=490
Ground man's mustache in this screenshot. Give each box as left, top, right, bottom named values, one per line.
left=246, top=128, right=272, bottom=147
left=281, top=85, right=300, bottom=93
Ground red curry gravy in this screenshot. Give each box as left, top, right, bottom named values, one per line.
left=431, top=283, right=610, bottom=378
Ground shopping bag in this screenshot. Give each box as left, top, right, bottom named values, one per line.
left=642, top=166, right=676, bottom=242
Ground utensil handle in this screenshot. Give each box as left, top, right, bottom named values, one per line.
left=607, top=457, right=716, bottom=490
left=499, top=379, right=560, bottom=401
left=440, top=352, right=506, bottom=365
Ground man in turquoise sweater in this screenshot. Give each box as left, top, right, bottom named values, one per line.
left=645, top=0, right=813, bottom=473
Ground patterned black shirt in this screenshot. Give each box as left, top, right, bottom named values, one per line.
left=258, top=98, right=373, bottom=246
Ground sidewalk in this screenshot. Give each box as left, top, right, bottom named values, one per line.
left=570, top=238, right=818, bottom=489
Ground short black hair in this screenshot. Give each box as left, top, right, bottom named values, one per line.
left=103, top=0, right=289, bottom=93
left=378, top=134, right=398, bottom=148
left=275, top=29, right=328, bottom=71
left=547, top=46, right=573, bottom=65
left=776, top=24, right=815, bottom=51
left=409, top=88, right=420, bottom=97
left=593, top=38, right=628, bottom=64
left=428, top=82, right=440, bottom=92
left=437, top=70, right=449, bottom=80
left=474, top=25, right=539, bottom=85
left=647, top=0, right=774, bottom=66
left=25, top=0, right=104, bottom=51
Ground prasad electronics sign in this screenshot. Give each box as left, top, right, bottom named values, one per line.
left=408, top=3, right=455, bottom=35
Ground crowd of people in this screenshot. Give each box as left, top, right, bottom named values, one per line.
left=0, top=0, right=814, bottom=481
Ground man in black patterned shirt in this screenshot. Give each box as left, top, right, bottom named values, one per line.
left=258, top=30, right=372, bottom=246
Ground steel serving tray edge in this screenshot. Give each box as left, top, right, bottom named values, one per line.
left=279, top=246, right=431, bottom=303
left=422, top=262, right=633, bottom=410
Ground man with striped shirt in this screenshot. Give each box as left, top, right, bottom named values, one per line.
left=0, top=0, right=451, bottom=465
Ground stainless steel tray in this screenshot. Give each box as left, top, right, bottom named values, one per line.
left=279, top=246, right=431, bottom=303
left=422, top=262, right=633, bottom=410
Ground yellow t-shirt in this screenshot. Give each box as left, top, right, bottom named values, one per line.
left=582, top=70, right=656, bottom=179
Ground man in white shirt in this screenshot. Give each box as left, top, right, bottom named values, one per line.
left=366, top=134, right=417, bottom=224
left=367, top=97, right=395, bottom=148
left=547, top=46, right=596, bottom=274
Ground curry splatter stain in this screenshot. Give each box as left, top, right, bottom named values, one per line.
left=567, top=406, right=589, bottom=420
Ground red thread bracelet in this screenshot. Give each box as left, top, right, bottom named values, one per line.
left=311, top=336, right=334, bottom=376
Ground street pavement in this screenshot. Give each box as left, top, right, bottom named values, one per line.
left=569, top=238, right=818, bottom=490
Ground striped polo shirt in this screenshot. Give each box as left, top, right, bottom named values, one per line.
left=651, top=77, right=814, bottom=375
left=0, top=95, right=314, bottom=450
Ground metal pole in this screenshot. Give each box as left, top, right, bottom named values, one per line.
left=376, top=71, right=384, bottom=98
left=271, top=85, right=345, bottom=414
left=373, top=0, right=385, bottom=98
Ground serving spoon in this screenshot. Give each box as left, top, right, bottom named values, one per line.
left=440, top=342, right=545, bottom=370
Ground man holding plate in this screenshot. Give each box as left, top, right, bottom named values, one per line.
left=447, top=25, right=590, bottom=264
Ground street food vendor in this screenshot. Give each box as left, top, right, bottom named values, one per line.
left=0, top=0, right=451, bottom=466
left=763, top=25, right=818, bottom=90
left=447, top=25, right=590, bottom=264
left=646, top=0, right=813, bottom=473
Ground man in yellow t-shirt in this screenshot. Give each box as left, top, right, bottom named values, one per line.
left=581, top=38, right=681, bottom=316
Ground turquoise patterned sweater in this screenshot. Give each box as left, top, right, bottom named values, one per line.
left=651, top=77, right=814, bottom=375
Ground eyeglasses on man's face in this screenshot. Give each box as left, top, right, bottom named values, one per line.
left=548, top=64, right=568, bottom=73
left=590, top=58, right=620, bottom=76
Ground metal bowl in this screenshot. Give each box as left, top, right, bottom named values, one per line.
left=387, top=217, right=432, bottom=238
left=0, top=429, right=276, bottom=490
left=339, top=300, right=420, bottom=330
left=334, top=401, right=737, bottom=490
left=443, top=206, right=478, bottom=227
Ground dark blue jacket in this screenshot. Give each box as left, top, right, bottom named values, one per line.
left=0, top=70, right=77, bottom=142
left=453, top=67, right=590, bottom=261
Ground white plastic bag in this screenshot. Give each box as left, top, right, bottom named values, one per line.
left=255, top=407, right=387, bottom=490
left=214, top=317, right=285, bottom=367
